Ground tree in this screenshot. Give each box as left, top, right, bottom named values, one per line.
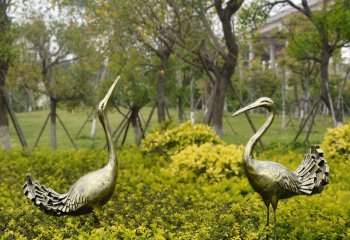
left=101, top=48, right=153, bottom=147
left=162, top=0, right=244, bottom=138
left=122, top=0, right=177, bottom=124
left=263, top=0, right=350, bottom=126
left=19, top=18, right=97, bottom=149
left=84, top=0, right=177, bottom=124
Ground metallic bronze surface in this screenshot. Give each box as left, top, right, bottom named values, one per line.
left=232, top=97, right=329, bottom=240
left=23, top=77, right=120, bottom=216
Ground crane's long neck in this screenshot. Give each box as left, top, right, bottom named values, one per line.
left=243, top=108, right=275, bottom=166
left=100, top=111, right=117, bottom=169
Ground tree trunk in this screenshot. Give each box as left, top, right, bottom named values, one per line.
left=335, top=69, right=350, bottom=126
left=25, top=88, right=34, bottom=112
left=320, top=50, right=342, bottom=126
left=281, top=66, right=287, bottom=129
left=190, top=78, right=195, bottom=124
left=90, top=116, right=97, bottom=138
left=0, top=62, right=10, bottom=150
left=50, top=97, right=57, bottom=149
left=177, top=96, right=185, bottom=124
left=301, top=71, right=312, bottom=131
left=0, top=88, right=10, bottom=150
left=130, top=108, right=142, bottom=146
left=0, top=3, right=10, bottom=150
left=157, top=50, right=171, bottom=124
left=205, top=73, right=229, bottom=138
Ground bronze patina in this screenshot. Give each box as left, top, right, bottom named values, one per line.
left=232, top=97, right=329, bottom=240
left=23, top=77, right=120, bottom=216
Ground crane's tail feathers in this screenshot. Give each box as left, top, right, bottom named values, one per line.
left=294, top=145, right=329, bottom=195
left=23, top=174, right=87, bottom=216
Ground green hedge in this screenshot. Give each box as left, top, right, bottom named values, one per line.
left=142, top=122, right=223, bottom=156
left=1, top=123, right=350, bottom=239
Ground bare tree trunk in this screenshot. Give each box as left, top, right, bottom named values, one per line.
left=300, top=70, right=312, bottom=131
left=25, top=88, right=34, bottom=112
left=50, top=97, right=57, bottom=149
left=190, top=78, right=195, bottom=124
left=0, top=2, right=10, bottom=150
left=320, top=51, right=338, bottom=126
left=90, top=116, right=97, bottom=138
left=205, top=72, right=230, bottom=138
left=281, top=66, right=287, bottom=129
left=0, top=87, right=28, bottom=149
left=304, top=103, right=319, bottom=142
left=0, top=63, right=10, bottom=150
left=334, top=69, right=349, bottom=126
left=130, top=108, right=142, bottom=146
left=0, top=89, right=10, bottom=150
left=176, top=73, right=189, bottom=124
left=157, top=49, right=171, bottom=124
left=177, top=96, right=185, bottom=124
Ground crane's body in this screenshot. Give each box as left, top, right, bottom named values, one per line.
left=233, top=97, right=329, bottom=239
left=23, top=78, right=120, bottom=216
left=245, top=160, right=299, bottom=202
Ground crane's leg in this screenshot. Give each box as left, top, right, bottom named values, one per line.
left=266, top=205, right=270, bottom=240
left=271, top=200, right=278, bottom=240
left=264, top=201, right=270, bottom=240
left=273, top=208, right=277, bottom=240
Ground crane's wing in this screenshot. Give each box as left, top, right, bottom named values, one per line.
left=23, top=174, right=91, bottom=216
left=277, top=172, right=300, bottom=194
left=257, top=161, right=301, bottom=196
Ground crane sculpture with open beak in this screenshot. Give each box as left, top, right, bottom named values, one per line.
left=232, top=97, right=329, bottom=239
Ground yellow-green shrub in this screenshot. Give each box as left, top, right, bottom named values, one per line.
left=1, top=145, right=349, bottom=239
left=321, top=122, right=350, bottom=162
left=142, top=122, right=223, bottom=155
left=168, top=143, right=243, bottom=182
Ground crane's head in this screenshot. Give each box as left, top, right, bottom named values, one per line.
left=232, top=97, right=275, bottom=117
left=98, top=76, right=120, bottom=114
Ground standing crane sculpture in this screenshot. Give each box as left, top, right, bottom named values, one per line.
left=23, top=77, right=120, bottom=216
left=232, top=97, right=329, bottom=240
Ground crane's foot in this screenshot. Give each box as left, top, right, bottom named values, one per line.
left=92, top=213, right=101, bottom=228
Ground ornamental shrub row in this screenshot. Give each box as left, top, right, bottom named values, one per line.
left=1, top=122, right=350, bottom=239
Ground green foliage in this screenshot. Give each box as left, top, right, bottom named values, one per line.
left=1, top=143, right=349, bottom=239
left=142, top=121, right=223, bottom=156
left=0, top=2, right=15, bottom=65
left=321, top=122, right=350, bottom=162
left=245, top=59, right=280, bottom=99
left=285, top=14, right=321, bottom=60
left=11, top=17, right=98, bottom=109
left=168, top=143, right=243, bottom=183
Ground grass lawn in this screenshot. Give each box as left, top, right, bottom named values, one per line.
left=8, top=106, right=341, bottom=150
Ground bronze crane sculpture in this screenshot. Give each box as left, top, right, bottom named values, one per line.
left=23, top=77, right=120, bottom=216
left=232, top=97, right=329, bottom=240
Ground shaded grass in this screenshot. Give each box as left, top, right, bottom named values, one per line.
left=8, top=106, right=342, bottom=150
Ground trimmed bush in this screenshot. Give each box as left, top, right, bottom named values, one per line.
left=142, top=122, right=223, bottom=156
left=322, top=122, right=350, bottom=162
left=168, top=143, right=243, bottom=182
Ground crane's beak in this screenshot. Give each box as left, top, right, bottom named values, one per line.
left=99, top=76, right=120, bottom=111
left=232, top=101, right=260, bottom=117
